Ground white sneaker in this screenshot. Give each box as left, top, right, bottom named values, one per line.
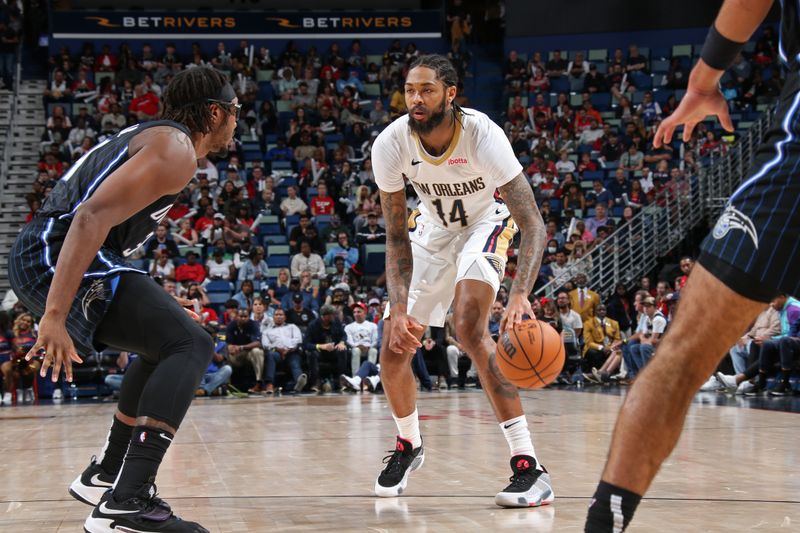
left=366, top=375, right=381, bottom=392
left=736, top=380, right=756, bottom=395
left=339, top=374, right=361, bottom=391
left=52, top=389, right=63, bottom=401
left=23, top=388, right=34, bottom=403
left=699, top=376, right=723, bottom=392
left=715, top=372, right=738, bottom=389
left=1, top=392, right=9, bottom=405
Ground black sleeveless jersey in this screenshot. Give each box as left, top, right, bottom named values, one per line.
left=38, top=120, right=192, bottom=257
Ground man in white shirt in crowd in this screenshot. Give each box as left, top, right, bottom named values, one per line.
left=626, top=296, right=667, bottom=377
left=556, top=290, right=583, bottom=382
left=262, top=308, right=308, bottom=394
left=280, top=185, right=308, bottom=217
left=290, top=240, right=327, bottom=279
left=344, top=302, right=379, bottom=376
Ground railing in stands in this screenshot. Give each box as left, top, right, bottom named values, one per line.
left=534, top=109, right=774, bottom=300
left=0, top=44, right=21, bottom=181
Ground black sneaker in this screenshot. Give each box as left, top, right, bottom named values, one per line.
left=374, top=436, right=424, bottom=497
left=84, top=483, right=208, bottom=533
left=769, top=380, right=794, bottom=396
left=494, top=455, right=555, bottom=508
left=744, top=374, right=767, bottom=396
left=69, top=456, right=115, bottom=506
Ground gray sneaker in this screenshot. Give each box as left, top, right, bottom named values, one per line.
left=294, top=373, right=308, bottom=393
left=495, top=456, right=554, bottom=508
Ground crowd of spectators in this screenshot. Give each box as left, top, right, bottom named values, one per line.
left=2, top=25, right=796, bottom=402
left=501, top=32, right=783, bottom=293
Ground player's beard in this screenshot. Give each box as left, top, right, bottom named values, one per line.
left=408, top=94, right=449, bottom=135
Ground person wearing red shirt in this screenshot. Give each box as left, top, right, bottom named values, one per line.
left=129, top=84, right=161, bottom=121
left=236, top=205, right=254, bottom=229
left=677, top=256, right=693, bottom=289
left=577, top=152, right=598, bottom=174
left=194, top=206, right=216, bottom=234
left=507, top=95, right=526, bottom=123
left=95, top=45, right=118, bottom=72
left=38, top=153, right=64, bottom=179
left=310, top=181, right=335, bottom=216
left=529, top=92, right=553, bottom=121
left=574, top=100, right=603, bottom=132
left=175, top=251, right=206, bottom=284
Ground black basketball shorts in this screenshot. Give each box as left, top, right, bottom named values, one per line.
left=700, top=84, right=800, bottom=302
left=8, top=216, right=147, bottom=356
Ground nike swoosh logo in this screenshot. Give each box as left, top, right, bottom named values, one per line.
left=495, top=209, right=502, bottom=215
left=503, top=421, right=520, bottom=429
left=90, top=473, right=113, bottom=487
left=411, top=160, right=422, bottom=166
left=159, top=433, right=173, bottom=442
left=99, top=501, right=139, bottom=515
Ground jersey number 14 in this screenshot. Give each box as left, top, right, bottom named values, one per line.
left=431, top=198, right=468, bottom=227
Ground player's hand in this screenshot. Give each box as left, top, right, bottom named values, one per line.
left=653, top=85, right=733, bottom=147
left=502, top=293, right=534, bottom=332
left=27, top=314, right=83, bottom=383
left=388, top=311, right=424, bottom=354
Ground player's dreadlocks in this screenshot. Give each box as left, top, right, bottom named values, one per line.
left=162, top=67, right=229, bottom=135
left=409, top=54, right=470, bottom=124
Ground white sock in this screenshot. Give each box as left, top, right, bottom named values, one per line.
left=500, top=415, right=537, bottom=461
left=393, top=408, right=422, bottom=449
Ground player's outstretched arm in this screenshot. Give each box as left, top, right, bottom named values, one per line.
left=498, top=173, right=546, bottom=331
left=654, top=0, right=774, bottom=147
left=31, top=127, right=197, bottom=382
left=380, top=188, right=422, bottom=352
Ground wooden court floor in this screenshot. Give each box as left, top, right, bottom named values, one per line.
left=1, top=388, right=799, bottom=532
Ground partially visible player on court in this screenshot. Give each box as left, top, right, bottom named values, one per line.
left=584, top=1, right=795, bottom=531
left=371, top=54, right=551, bottom=506
left=9, top=67, right=239, bottom=533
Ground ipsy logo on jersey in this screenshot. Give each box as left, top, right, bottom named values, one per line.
left=448, top=157, right=468, bottom=166
left=712, top=205, right=759, bottom=249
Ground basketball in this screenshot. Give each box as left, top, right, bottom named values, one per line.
left=496, top=320, right=565, bottom=389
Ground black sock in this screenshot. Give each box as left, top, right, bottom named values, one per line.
left=585, top=480, right=641, bottom=533
left=99, top=416, right=133, bottom=475
left=113, top=426, right=173, bottom=501
left=781, top=369, right=792, bottom=383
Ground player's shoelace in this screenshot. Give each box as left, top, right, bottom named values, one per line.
left=381, top=449, right=407, bottom=477
left=506, top=468, right=538, bottom=491
left=119, top=483, right=172, bottom=518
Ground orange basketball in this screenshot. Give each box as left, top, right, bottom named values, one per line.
left=496, top=320, right=565, bottom=389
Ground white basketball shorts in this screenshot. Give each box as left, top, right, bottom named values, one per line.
left=385, top=202, right=517, bottom=327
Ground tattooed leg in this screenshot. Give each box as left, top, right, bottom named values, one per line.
left=454, top=279, right=524, bottom=421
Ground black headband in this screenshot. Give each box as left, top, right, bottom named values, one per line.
left=217, top=82, right=236, bottom=102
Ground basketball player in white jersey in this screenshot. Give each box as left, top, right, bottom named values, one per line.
left=371, top=54, right=552, bottom=507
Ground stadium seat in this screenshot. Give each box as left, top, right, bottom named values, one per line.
left=262, top=234, right=288, bottom=246
left=267, top=244, right=290, bottom=256
left=550, top=77, right=570, bottom=94
left=266, top=255, right=290, bottom=268
left=591, top=92, right=611, bottom=111
left=672, top=44, right=693, bottom=57
left=588, top=49, right=607, bottom=62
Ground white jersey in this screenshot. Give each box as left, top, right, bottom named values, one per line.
left=372, top=108, right=522, bottom=230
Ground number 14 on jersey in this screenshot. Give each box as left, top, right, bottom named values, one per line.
left=431, top=198, right=468, bottom=227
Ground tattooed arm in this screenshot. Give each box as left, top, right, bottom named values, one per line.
left=498, top=172, right=547, bottom=330
left=379, top=187, right=423, bottom=352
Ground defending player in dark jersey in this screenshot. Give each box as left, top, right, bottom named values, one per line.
left=9, top=67, right=238, bottom=533
left=585, top=1, right=796, bottom=531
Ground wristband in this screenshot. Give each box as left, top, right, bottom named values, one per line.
left=315, top=344, right=319, bottom=350
left=700, top=24, right=746, bottom=71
